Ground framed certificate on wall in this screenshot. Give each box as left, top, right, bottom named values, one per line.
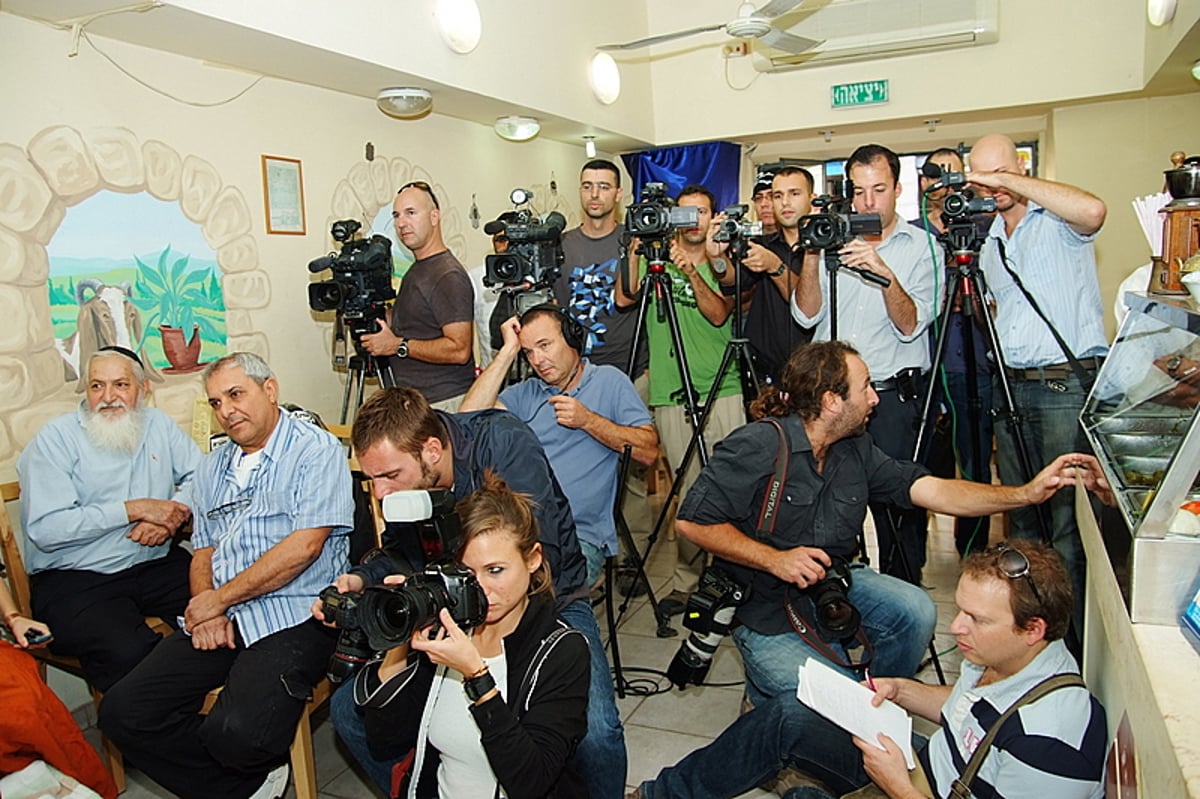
left=261, top=154, right=306, bottom=235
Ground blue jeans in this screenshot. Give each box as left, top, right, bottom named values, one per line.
left=639, top=693, right=928, bottom=799
left=732, top=566, right=936, bottom=707
left=581, top=540, right=606, bottom=589
left=331, top=598, right=627, bottom=799
left=559, top=597, right=628, bottom=798
left=993, top=373, right=1089, bottom=634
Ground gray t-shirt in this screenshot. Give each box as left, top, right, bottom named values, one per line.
left=554, top=226, right=649, bottom=376
left=386, top=249, right=476, bottom=403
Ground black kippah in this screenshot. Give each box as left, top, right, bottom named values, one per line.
left=97, top=345, right=145, bottom=370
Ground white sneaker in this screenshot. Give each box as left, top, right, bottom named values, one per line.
left=248, top=763, right=289, bottom=799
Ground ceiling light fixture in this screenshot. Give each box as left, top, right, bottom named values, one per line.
left=1192, top=59, right=1200, bottom=82
left=376, top=87, right=433, bottom=118
left=584, top=136, right=597, bottom=158
left=589, top=52, right=621, bottom=105
left=434, top=0, right=482, bottom=53
left=1147, top=0, right=1177, bottom=27
left=495, top=115, right=540, bottom=142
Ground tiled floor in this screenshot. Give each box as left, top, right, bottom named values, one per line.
left=62, top=511, right=985, bottom=799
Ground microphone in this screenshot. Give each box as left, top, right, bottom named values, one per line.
left=308, top=255, right=335, bottom=273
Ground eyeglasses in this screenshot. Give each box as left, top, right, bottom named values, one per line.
left=205, top=493, right=253, bottom=521
left=991, top=543, right=1043, bottom=609
left=397, top=180, right=440, bottom=209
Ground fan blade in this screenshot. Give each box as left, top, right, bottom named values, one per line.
left=598, top=23, right=725, bottom=51
left=754, top=0, right=806, bottom=20
left=759, top=27, right=821, bottom=54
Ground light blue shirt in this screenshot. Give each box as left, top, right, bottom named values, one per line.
left=190, top=409, right=352, bottom=646
left=499, top=361, right=652, bottom=555
left=18, top=406, right=201, bottom=575
left=791, top=221, right=940, bottom=379
left=979, top=202, right=1109, bottom=368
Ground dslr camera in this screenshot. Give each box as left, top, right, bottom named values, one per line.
left=307, top=219, right=397, bottom=337
left=484, top=190, right=566, bottom=290
left=624, top=182, right=701, bottom=241
left=797, top=192, right=883, bottom=252
left=806, top=559, right=861, bottom=642
left=666, top=565, right=748, bottom=689
left=319, top=561, right=488, bottom=683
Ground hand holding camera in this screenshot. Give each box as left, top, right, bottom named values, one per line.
left=769, top=545, right=833, bottom=588
left=410, top=606, right=488, bottom=679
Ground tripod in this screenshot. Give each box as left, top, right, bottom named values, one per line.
left=910, top=219, right=1052, bottom=544
left=618, top=234, right=758, bottom=635
left=334, top=311, right=397, bottom=424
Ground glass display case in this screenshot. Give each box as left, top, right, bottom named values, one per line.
left=1082, top=292, right=1200, bottom=623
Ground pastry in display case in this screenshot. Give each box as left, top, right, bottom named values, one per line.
left=1082, top=292, right=1200, bottom=623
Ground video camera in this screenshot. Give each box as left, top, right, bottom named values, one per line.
left=797, top=185, right=883, bottom=252
left=711, top=203, right=763, bottom=263
left=484, top=189, right=566, bottom=290
left=624, top=182, right=701, bottom=241
left=919, top=162, right=997, bottom=253
left=307, top=219, right=397, bottom=337
left=666, top=565, right=748, bottom=689
left=318, top=488, right=486, bottom=683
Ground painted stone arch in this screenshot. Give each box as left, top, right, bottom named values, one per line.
left=0, top=124, right=269, bottom=468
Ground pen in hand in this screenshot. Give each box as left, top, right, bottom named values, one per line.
left=865, top=668, right=877, bottom=692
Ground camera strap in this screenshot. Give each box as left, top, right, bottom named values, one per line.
left=754, top=418, right=791, bottom=538
left=783, top=587, right=874, bottom=672
left=994, top=239, right=1096, bottom=391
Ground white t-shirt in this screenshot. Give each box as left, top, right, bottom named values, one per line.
left=427, top=652, right=509, bottom=798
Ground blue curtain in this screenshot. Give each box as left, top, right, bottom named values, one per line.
left=621, top=142, right=741, bottom=209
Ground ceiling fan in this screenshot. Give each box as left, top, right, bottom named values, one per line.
left=598, top=0, right=821, bottom=56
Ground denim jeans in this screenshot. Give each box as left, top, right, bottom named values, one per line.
left=639, top=693, right=929, bottom=799
left=559, top=597, right=628, bottom=798
left=732, top=566, right=936, bottom=707
left=581, top=540, right=606, bottom=589
left=993, top=373, right=1090, bottom=634
left=331, top=598, right=627, bottom=799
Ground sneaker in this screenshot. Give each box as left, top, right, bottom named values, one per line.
left=248, top=763, right=289, bottom=799
left=616, top=566, right=648, bottom=598
left=657, top=590, right=689, bottom=617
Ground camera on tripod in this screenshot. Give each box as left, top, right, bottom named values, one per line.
left=666, top=565, right=748, bottom=689
left=319, top=488, right=484, bottom=683
left=624, top=182, right=701, bottom=241
left=797, top=193, right=883, bottom=251
left=922, top=166, right=997, bottom=223
left=307, top=219, right=397, bottom=337
left=712, top=204, right=763, bottom=243
left=483, top=190, right=566, bottom=290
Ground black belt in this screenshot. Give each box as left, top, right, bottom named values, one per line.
left=871, top=368, right=927, bottom=393
left=1004, top=357, right=1104, bottom=383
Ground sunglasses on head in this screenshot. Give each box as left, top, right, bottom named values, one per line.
left=989, top=543, right=1044, bottom=609
left=397, top=181, right=440, bottom=209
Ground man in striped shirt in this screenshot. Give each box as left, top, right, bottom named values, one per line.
left=100, top=352, right=354, bottom=799
left=969, top=133, right=1109, bottom=639
left=631, top=540, right=1107, bottom=799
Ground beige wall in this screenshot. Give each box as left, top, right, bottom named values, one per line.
left=0, top=11, right=630, bottom=480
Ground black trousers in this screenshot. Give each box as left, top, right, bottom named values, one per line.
left=98, top=618, right=337, bottom=799
left=30, top=546, right=192, bottom=691
left=866, top=383, right=929, bottom=584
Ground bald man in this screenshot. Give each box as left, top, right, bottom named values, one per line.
left=968, top=133, right=1108, bottom=636
left=359, top=180, right=476, bottom=410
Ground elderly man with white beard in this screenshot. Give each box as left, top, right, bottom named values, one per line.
left=17, top=346, right=201, bottom=691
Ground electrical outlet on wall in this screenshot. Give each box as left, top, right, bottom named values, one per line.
left=723, top=41, right=749, bottom=58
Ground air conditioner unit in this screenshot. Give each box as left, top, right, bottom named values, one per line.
left=752, top=0, right=998, bottom=72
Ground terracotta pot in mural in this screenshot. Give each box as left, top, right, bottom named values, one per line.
left=159, top=324, right=205, bottom=374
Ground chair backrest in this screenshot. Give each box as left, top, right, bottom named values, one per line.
left=0, top=480, right=32, bottom=616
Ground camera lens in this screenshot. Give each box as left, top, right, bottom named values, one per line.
left=943, top=193, right=966, bottom=217
left=307, top=281, right=345, bottom=312
left=816, top=596, right=858, bottom=635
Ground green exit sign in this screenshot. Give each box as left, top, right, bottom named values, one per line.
left=831, top=80, right=889, bottom=108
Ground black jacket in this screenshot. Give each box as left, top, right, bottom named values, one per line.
left=355, top=593, right=590, bottom=799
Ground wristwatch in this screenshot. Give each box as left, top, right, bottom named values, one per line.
left=395, top=338, right=409, bottom=359
left=463, top=666, right=496, bottom=702
left=1166, top=354, right=1183, bottom=376
left=770, top=262, right=788, bottom=277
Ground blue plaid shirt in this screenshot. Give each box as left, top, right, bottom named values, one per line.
left=190, top=409, right=352, bottom=646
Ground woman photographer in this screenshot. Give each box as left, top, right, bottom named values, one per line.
left=354, top=473, right=590, bottom=799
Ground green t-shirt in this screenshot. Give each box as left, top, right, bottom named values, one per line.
left=638, top=257, right=742, bottom=406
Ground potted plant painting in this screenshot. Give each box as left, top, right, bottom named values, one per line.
left=132, top=246, right=225, bottom=374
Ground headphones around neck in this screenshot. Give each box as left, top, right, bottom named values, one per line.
left=520, top=303, right=587, bottom=354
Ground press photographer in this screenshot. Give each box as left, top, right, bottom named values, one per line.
left=791, top=144, right=941, bottom=585
left=347, top=475, right=591, bottom=799
left=358, top=181, right=475, bottom=410
left=672, top=340, right=1112, bottom=709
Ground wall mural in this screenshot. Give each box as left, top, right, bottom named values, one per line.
left=48, top=192, right=227, bottom=384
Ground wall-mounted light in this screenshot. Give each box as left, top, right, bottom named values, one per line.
left=495, top=116, right=540, bottom=142
left=376, top=87, right=433, bottom=118
left=1147, top=0, right=1177, bottom=27
left=584, top=136, right=597, bottom=158
left=435, top=0, right=481, bottom=54
left=1192, top=59, right=1200, bottom=82
left=589, top=52, right=621, bottom=105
